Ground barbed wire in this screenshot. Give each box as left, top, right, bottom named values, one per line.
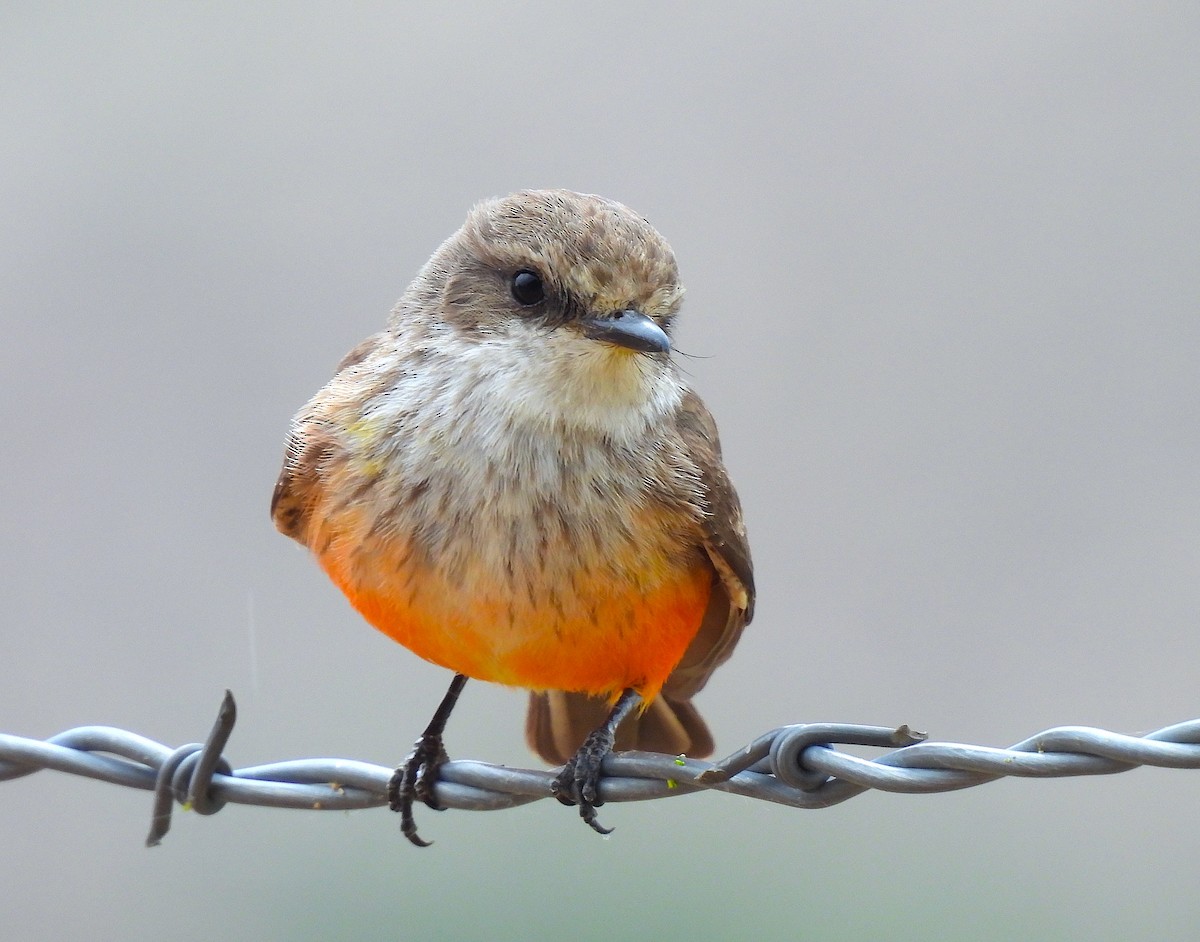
left=2, top=690, right=1198, bottom=845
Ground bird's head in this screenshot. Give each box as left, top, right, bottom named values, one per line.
left=410, top=189, right=683, bottom=357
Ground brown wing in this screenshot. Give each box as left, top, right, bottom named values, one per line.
left=270, top=333, right=381, bottom=545
left=270, top=429, right=328, bottom=545
left=661, top=387, right=755, bottom=699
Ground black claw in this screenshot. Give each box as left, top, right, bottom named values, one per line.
left=399, top=803, right=432, bottom=848
left=581, top=805, right=613, bottom=836
left=387, top=733, right=449, bottom=848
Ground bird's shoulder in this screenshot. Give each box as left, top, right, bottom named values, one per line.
left=270, top=333, right=385, bottom=542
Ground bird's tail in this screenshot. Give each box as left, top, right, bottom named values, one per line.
left=525, top=690, right=714, bottom=765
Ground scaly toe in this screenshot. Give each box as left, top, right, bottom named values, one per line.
left=553, top=727, right=617, bottom=834
left=388, top=734, right=449, bottom=847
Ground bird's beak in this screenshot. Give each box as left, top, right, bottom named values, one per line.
left=580, top=309, right=671, bottom=354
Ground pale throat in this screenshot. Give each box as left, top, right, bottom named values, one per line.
left=460, top=328, right=684, bottom=440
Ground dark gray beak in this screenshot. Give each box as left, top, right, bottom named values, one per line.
left=580, top=309, right=671, bottom=354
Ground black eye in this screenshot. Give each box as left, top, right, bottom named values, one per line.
left=510, top=269, right=545, bottom=306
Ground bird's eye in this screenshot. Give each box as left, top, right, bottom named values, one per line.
left=510, top=269, right=545, bottom=306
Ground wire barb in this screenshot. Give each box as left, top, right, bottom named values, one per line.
left=3, top=693, right=1200, bottom=844
left=145, top=690, right=237, bottom=846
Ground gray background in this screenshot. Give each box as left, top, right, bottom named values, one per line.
left=3, top=4, right=1198, bottom=940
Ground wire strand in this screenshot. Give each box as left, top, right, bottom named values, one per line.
left=3, top=691, right=1198, bottom=844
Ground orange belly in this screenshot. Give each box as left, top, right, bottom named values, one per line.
left=316, top=532, right=712, bottom=701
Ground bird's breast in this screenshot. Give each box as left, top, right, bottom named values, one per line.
left=305, top=411, right=712, bottom=697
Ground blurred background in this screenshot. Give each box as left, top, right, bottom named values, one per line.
left=3, top=3, right=1198, bottom=939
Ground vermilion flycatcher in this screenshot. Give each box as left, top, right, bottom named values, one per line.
left=272, top=190, right=754, bottom=844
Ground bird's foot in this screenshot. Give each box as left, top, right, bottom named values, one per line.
left=387, top=733, right=449, bottom=847
left=550, top=725, right=617, bottom=835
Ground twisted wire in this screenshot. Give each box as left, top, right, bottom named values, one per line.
left=2, top=691, right=1198, bottom=845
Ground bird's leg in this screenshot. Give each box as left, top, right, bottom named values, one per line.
left=550, top=687, right=641, bottom=835
left=387, top=672, right=468, bottom=847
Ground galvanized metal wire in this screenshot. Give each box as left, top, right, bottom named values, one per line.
left=2, top=690, right=1198, bottom=845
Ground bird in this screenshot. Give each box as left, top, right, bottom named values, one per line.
left=271, top=189, right=754, bottom=844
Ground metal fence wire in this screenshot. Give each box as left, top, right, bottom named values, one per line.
left=2, top=691, right=1198, bottom=845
